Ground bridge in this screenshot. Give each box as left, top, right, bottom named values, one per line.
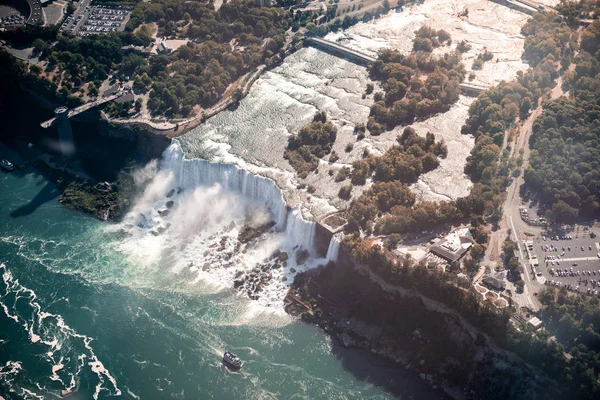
left=305, top=37, right=487, bottom=97
left=40, top=93, right=123, bottom=128
left=304, top=37, right=376, bottom=66
left=490, top=0, right=550, bottom=15
left=460, top=83, right=487, bottom=97
left=513, top=0, right=547, bottom=11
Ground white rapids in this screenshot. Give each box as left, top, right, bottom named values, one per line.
left=112, top=142, right=337, bottom=310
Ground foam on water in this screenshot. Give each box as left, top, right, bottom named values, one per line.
left=110, top=141, right=335, bottom=310
left=0, top=263, right=121, bottom=399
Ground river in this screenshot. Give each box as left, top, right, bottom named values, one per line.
left=1, top=2, right=534, bottom=397
left=0, top=147, right=446, bottom=399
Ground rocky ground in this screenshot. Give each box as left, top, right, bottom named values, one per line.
left=285, top=262, right=554, bottom=400
left=32, top=159, right=134, bottom=221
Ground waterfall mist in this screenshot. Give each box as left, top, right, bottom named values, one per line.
left=108, top=141, right=336, bottom=309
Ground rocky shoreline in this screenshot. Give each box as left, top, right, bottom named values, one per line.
left=285, top=262, right=553, bottom=400
left=32, top=159, right=130, bottom=221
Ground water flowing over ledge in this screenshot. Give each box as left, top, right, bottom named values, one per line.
left=162, top=141, right=320, bottom=254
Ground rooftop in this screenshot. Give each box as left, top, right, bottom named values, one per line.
left=429, top=228, right=473, bottom=262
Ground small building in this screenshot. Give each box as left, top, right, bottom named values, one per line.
left=156, top=42, right=171, bottom=54
left=482, top=274, right=506, bottom=291
left=527, top=316, right=543, bottom=331
left=429, top=227, right=473, bottom=265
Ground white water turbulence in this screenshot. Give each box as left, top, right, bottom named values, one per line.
left=326, top=234, right=342, bottom=264
left=111, top=141, right=333, bottom=309
left=0, top=263, right=121, bottom=400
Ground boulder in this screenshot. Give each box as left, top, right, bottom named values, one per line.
left=166, top=188, right=175, bottom=198
left=295, top=249, right=309, bottom=265
left=166, top=201, right=174, bottom=209
left=278, top=252, right=289, bottom=262
left=339, top=333, right=356, bottom=348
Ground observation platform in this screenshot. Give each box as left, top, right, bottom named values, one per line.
left=40, top=93, right=123, bottom=128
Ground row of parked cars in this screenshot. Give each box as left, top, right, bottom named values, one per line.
left=0, top=14, right=25, bottom=26
left=549, top=267, right=600, bottom=277
left=542, top=234, right=574, bottom=241
left=545, top=280, right=600, bottom=297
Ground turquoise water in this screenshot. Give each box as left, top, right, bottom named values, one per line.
left=0, top=158, right=444, bottom=399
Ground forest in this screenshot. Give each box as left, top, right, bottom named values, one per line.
left=345, top=127, right=453, bottom=233
left=366, top=40, right=465, bottom=134
left=524, top=18, right=600, bottom=222
left=4, top=0, right=291, bottom=118
left=537, top=287, right=600, bottom=398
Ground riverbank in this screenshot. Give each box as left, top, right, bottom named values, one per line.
left=285, top=258, right=554, bottom=399
left=0, top=74, right=170, bottom=221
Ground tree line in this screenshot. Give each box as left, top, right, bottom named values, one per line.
left=524, top=18, right=600, bottom=223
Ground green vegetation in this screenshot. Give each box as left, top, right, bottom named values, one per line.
left=461, top=14, right=568, bottom=221
left=339, top=6, right=600, bottom=399
left=412, top=25, right=451, bottom=52
left=472, top=49, right=493, bottom=70
left=4, top=0, right=291, bottom=117
left=338, top=183, right=353, bottom=200
left=304, top=0, right=391, bottom=37
left=284, top=112, right=337, bottom=178
left=524, top=20, right=600, bottom=223
left=367, top=48, right=465, bottom=134
left=343, top=235, right=512, bottom=341
left=502, top=239, right=524, bottom=292
left=538, top=288, right=600, bottom=398
left=136, top=0, right=290, bottom=117
left=521, top=12, right=575, bottom=69
left=32, top=160, right=124, bottom=221
left=345, top=127, right=451, bottom=233
left=0, top=47, right=83, bottom=107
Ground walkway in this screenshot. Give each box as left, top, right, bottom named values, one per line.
left=40, top=93, right=123, bottom=128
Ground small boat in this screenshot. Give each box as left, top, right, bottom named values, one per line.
left=222, top=351, right=242, bottom=369
left=1, top=159, right=14, bottom=171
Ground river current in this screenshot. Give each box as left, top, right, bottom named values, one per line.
left=0, top=143, right=448, bottom=400
left=0, top=4, right=502, bottom=397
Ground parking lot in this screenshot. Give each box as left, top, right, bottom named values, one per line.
left=527, top=231, right=600, bottom=297
left=60, top=1, right=131, bottom=36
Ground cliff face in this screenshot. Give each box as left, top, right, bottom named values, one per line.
left=0, top=75, right=170, bottom=221
left=285, top=255, right=554, bottom=400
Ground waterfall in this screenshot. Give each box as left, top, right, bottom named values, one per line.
left=161, top=141, right=317, bottom=253
left=326, top=234, right=341, bottom=263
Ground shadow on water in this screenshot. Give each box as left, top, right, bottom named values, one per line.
left=328, top=337, right=450, bottom=400
left=10, top=180, right=60, bottom=217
